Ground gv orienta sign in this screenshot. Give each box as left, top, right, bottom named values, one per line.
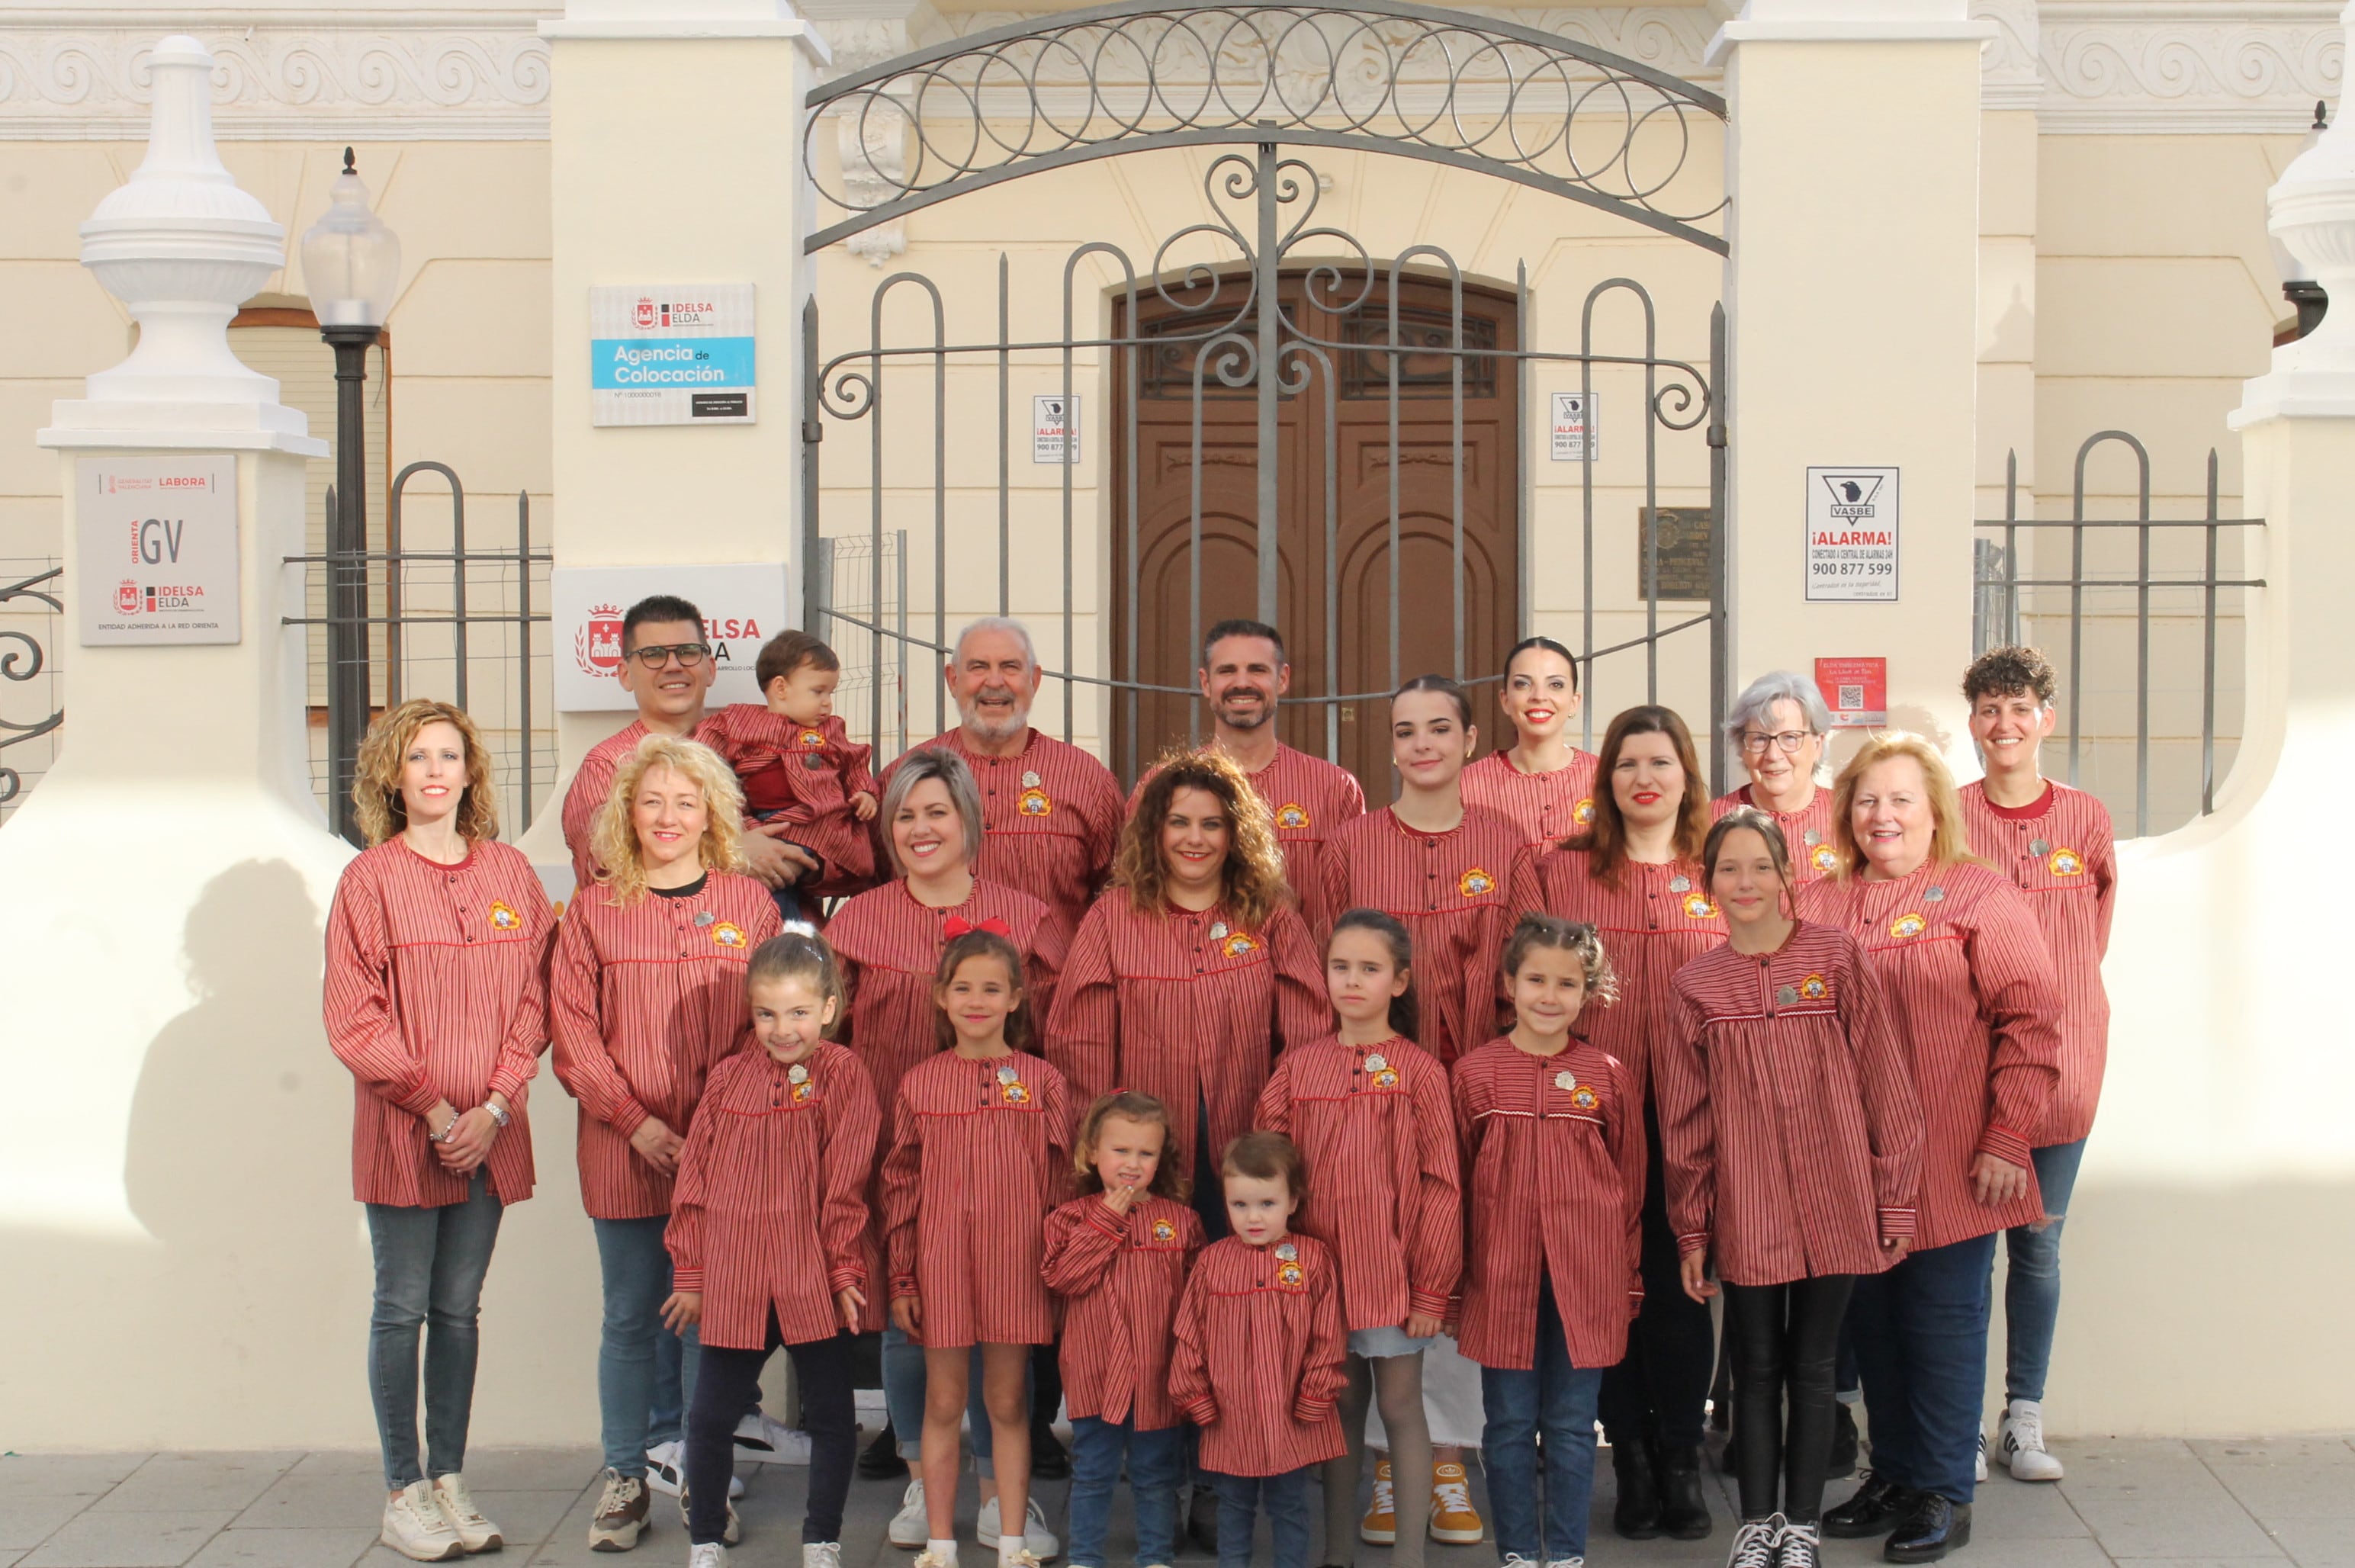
left=76, top=455, right=239, bottom=645
left=588, top=284, right=757, bottom=426
left=551, top=564, right=787, bottom=712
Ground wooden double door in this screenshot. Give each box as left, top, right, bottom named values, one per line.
left=1110, top=273, right=1521, bottom=799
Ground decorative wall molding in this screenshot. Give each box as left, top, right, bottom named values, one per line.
left=2035, top=2, right=2342, bottom=133
left=1975, top=0, right=2045, bottom=112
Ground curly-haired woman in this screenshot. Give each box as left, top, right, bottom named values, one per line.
left=325, top=699, right=554, bottom=1561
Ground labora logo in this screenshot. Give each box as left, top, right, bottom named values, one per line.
left=575, top=602, right=625, bottom=678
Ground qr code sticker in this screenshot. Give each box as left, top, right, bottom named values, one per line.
left=1839, top=684, right=1865, bottom=709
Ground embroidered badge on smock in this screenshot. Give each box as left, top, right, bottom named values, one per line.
left=1277, top=802, right=1310, bottom=830
left=488, top=901, right=521, bottom=930
left=1222, top=931, right=1259, bottom=958
left=1800, top=973, right=1830, bottom=1001
left=1209, top=921, right=1229, bottom=940
left=1889, top=911, right=1928, bottom=940
left=712, top=921, right=747, bottom=947
left=1151, top=1216, right=1177, bottom=1243
left=1803, top=828, right=1823, bottom=847
left=1925, top=885, right=1946, bottom=902
left=1573, top=797, right=1596, bottom=825
left=995, top=1063, right=1031, bottom=1104
left=1017, top=788, right=1053, bottom=817
left=1275, top=1242, right=1297, bottom=1261
left=1572, top=1084, right=1598, bottom=1110
left=788, top=1062, right=814, bottom=1102
left=1277, top=1261, right=1306, bottom=1288
left=1776, top=985, right=1799, bottom=1006
left=1364, top=1052, right=1390, bottom=1073
left=1458, top=866, right=1496, bottom=897
left=796, top=728, right=827, bottom=750
left=1021, top=770, right=1042, bottom=789
left=1683, top=892, right=1718, bottom=918
left=1813, top=843, right=1839, bottom=872
left=695, top=910, right=717, bottom=927
left=1553, top=1069, right=1578, bottom=1091
left=2029, top=837, right=2051, bottom=857
left=2047, top=847, right=2084, bottom=876
left=1669, top=874, right=1692, bottom=893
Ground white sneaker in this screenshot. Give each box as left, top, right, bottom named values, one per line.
left=804, top=1546, right=843, bottom=1568
left=912, top=1551, right=957, bottom=1568
left=1974, top=1426, right=1989, bottom=1482
left=1498, top=1557, right=1540, bottom=1568
left=674, top=1484, right=740, bottom=1547
left=734, top=1410, right=814, bottom=1464
left=890, top=1480, right=930, bottom=1549
left=645, top=1443, right=744, bottom=1500
left=975, top=1496, right=1060, bottom=1560
left=689, top=1546, right=727, bottom=1568
left=2000, top=1401, right=2065, bottom=1482
left=429, top=1474, right=503, bottom=1554
left=383, top=1480, right=467, bottom=1561
left=1541, top=1559, right=1586, bottom=1568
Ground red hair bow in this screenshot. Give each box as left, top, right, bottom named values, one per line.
left=943, top=914, right=1012, bottom=940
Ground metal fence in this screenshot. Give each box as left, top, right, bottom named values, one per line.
left=814, top=529, right=911, bottom=759
left=1973, top=430, right=2263, bottom=837
left=0, top=561, right=63, bottom=823
left=284, top=463, right=554, bottom=840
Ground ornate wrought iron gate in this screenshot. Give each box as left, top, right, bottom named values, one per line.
left=802, top=0, right=1730, bottom=793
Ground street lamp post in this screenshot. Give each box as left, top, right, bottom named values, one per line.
left=300, top=147, right=400, bottom=843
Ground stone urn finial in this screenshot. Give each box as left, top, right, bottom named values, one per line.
left=2267, top=6, right=2355, bottom=378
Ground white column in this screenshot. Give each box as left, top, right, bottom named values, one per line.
left=1, top=38, right=358, bottom=1446
left=1711, top=0, right=1994, bottom=747
left=517, top=0, right=832, bottom=869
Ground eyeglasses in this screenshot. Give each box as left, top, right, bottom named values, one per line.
left=1740, top=729, right=1817, bottom=755
left=628, top=642, right=712, bottom=669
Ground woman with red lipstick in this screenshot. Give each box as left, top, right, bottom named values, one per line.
left=1460, top=636, right=1599, bottom=856
left=551, top=735, right=782, bottom=1551
left=1508, top=704, right=1723, bottom=1543
left=828, top=746, right=1067, bottom=1550
left=1714, top=672, right=1841, bottom=883
left=1802, top=734, right=2062, bottom=1564
left=326, top=700, right=554, bottom=1562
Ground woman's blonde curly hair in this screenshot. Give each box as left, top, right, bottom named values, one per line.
left=1113, top=747, right=1290, bottom=933
left=589, top=734, right=747, bottom=905
left=352, top=699, right=500, bottom=847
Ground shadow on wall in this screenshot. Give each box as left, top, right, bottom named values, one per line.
left=1822, top=704, right=1956, bottom=780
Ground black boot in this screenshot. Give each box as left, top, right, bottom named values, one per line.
left=1884, top=1493, right=1970, bottom=1563
left=1030, top=1421, right=1070, bottom=1480
left=1611, top=1438, right=1663, bottom=1539
left=1827, top=1401, right=1861, bottom=1481
left=1823, top=1472, right=1912, bottom=1538
left=1656, top=1443, right=1713, bottom=1541
left=856, top=1421, right=901, bottom=1480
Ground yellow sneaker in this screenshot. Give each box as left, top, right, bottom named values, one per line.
left=1429, top=1462, right=1484, bottom=1544
left=1358, top=1459, right=1396, bottom=1545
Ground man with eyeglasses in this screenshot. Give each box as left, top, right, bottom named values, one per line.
left=1713, top=671, right=1841, bottom=882
left=559, top=594, right=818, bottom=896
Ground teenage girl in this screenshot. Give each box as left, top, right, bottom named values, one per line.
left=1459, top=635, right=1599, bottom=855
left=1659, top=810, right=1924, bottom=1568
left=1253, top=909, right=1459, bottom=1568
left=882, top=930, right=1072, bottom=1568
left=1454, top=916, right=1646, bottom=1568
left=663, top=932, right=881, bottom=1568
left=1043, top=1091, right=1206, bottom=1568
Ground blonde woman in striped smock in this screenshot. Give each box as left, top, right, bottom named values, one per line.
left=1803, top=734, right=2063, bottom=1564
left=551, top=735, right=782, bottom=1551
left=326, top=700, right=554, bottom=1562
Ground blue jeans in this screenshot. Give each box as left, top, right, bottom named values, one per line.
left=593, top=1215, right=703, bottom=1475
left=1210, top=1467, right=1314, bottom=1568
left=880, top=1325, right=1010, bottom=1474
left=2004, top=1138, right=2086, bottom=1405
left=1477, top=1276, right=1602, bottom=1563
left=365, top=1169, right=505, bottom=1491
left=1848, top=1230, right=2000, bottom=1505
left=1068, top=1415, right=1187, bottom=1568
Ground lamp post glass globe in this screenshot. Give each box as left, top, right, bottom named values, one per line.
left=301, top=147, right=400, bottom=329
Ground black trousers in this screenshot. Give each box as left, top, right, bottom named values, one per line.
left=689, top=1316, right=856, bottom=1547
left=1722, top=1274, right=1855, bottom=1524
left=1597, top=1105, right=1717, bottom=1452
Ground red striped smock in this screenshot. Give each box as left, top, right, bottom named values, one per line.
left=324, top=837, right=555, bottom=1207
left=880, top=728, right=1124, bottom=931
left=667, top=1041, right=883, bottom=1346
left=1798, top=864, right=2064, bottom=1249
left=1711, top=783, right=1843, bottom=882
left=1252, top=1035, right=1461, bottom=1329
left=1658, top=922, right=1925, bottom=1284
left=1043, top=1194, right=1205, bottom=1429
left=1451, top=1037, right=1644, bottom=1371
left=711, top=706, right=880, bottom=898
left=1459, top=748, right=1600, bottom=856
left=549, top=872, right=782, bottom=1220
left=1958, top=780, right=2117, bottom=1145
left=1170, top=1232, right=1349, bottom=1476
left=1133, top=743, right=1367, bottom=939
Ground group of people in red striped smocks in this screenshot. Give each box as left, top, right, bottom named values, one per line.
left=326, top=593, right=2113, bottom=1568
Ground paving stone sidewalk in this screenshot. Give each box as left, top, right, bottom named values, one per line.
left=2, top=1434, right=2348, bottom=1568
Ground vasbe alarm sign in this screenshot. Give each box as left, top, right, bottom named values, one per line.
left=1804, top=466, right=1899, bottom=602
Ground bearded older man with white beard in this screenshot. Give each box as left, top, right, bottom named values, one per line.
left=876, top=616, right=1125, bottom=936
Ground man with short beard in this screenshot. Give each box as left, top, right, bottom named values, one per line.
left=879, top=616, right=1123, bottom=939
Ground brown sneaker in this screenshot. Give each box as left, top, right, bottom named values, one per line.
left=589, top=1469, right=651, bottom=1552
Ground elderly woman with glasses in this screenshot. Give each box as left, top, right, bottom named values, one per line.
left=1714, top=672, right=1840, bottom=882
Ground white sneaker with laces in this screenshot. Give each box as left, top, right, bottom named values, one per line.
left=734, top=1411, right=814, bottom=1464
left=384, top=1480, right=467, bottom=1561
left=912, top=1550, right=958, bottom=1568
left=429, top=1474, right=502, bottom=1554
left=804, top=1544, right=843, bottom=1568
left=1727, top=1514, right=1781, bottom=1568
left=1974, top=1427, right=1989, bottom=1483
left=890, top=1480, right=930, bottom=1549
left=2000, top=1401, right=2065, bottom=1482
left=998, top=1550, right=1043, bottom=1568
left=1772, top=1516, right=1821, bottom=1568
left=675, top=1485, right=741, bottom=1546
left=645, top=1443, right=744, bottom=1500
left=1541, top=1559, right=1586, bottom=1568
left=688, top=1543, right=727, bottom=1568
left=975, top=1496, right=1060, bottom=1560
